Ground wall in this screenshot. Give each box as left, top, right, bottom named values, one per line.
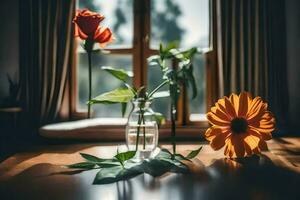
left=286, top=0, right=300, bottom=131
left=0, top=0, right=19, bottom=103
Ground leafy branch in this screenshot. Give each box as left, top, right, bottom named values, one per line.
left=148, top=42, right=200, bottom=156
left=88, top=66, right=169, bottom=119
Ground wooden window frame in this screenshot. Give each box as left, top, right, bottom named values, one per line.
left=70, top=0, right=218, bottom=139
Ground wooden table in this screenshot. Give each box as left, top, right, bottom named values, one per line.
left=0, top=138, right=300, bottom=200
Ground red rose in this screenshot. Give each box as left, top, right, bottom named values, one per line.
left=94, top=26, right=114, bottom=48
left=73, top=9, right=114, bottom=48
left=73, top=9, right=104, bottom=38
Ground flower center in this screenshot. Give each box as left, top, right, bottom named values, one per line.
left=230, top=117, right=248, bottom=134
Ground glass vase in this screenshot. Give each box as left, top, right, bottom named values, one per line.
left=125, top=98, right=159, bottom=160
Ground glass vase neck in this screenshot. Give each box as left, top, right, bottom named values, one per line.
left=132, top=98, right=152, bottom=110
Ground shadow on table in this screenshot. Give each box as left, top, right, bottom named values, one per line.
left=1, top=154, right=300, bottom=200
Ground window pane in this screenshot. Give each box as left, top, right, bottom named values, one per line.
left=77, top=53, right=132, bottom=117
left=150, top=0, right=210, bottom=49
left=78, top=0, right=133, bottom=49
left=189, top=54, right=206, bottom=121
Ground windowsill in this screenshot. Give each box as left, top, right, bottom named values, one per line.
left=40, top=117, right=209, bottom=141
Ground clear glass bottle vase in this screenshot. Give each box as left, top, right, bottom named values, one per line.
left=125, top=98, right=159, bottom=160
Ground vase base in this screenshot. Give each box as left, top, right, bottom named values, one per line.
left=133, top=147, right=160, bottom=162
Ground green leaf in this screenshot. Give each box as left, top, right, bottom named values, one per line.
left=150, top=149, right=189, bottom=174
left=93, top=166, right=123, bottom=184
left=186, top=146, right=202, bottom=159
left=124, top=83, right=137, bottom=96
left=89, top=88, right=135, bottom=104
left=152, top=91, right=170, bottom=99
left=80, top=153, right=106, bottom=163
left=147, top=55, right=160, bottom=65
left=96, top=162, right=121, bottom=168
left=167, top=49, right=186, bottom=60
left=174, top=154, right=190, bottom=162
left=114, top=151, right=136, bottom=164
left=182, top=47, right=198, bottom=58
left=155, top=148, right=172, bottom=160
left=102, top=66, right=133, bottom=82
left=142, top=159, right=173, bottom=177
left=66, top=162, right=96, bottom=169
left=159, top=43, right=164, bottom=54
left=186, top=65, right=197, bottom=99
left=93, top=165, right=143, bottom=184
left=121, top=102, right=127, bottom=117
left=164, top=41, right=179, bottom=52
left=153, top=112, right=166, bottom=125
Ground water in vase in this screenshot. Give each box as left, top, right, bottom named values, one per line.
left=126, top=122, right=158, bottom=159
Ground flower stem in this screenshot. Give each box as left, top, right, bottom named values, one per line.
left=148, top=80, right=169, bottom=98
left=87, top=51, right=92, bottom=118
left=142, top=112, right=146, bottom=149
left=135, top=108, right=143, bottom=151
left=171, top=102, right=176, bottom=158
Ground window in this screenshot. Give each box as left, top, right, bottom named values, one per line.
left=73, top=0, right=214, bottom=132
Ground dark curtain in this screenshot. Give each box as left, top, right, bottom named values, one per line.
left=215, top=0, right=289, bottom=133
left=19, top=0, right=75, bottom=128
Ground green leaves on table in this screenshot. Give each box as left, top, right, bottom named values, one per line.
left=66, top=153, right=120, bottom=170
left=66, top=146, right=202, bottom=185
left=93, top=163, right=143, bottom=184
left=115, top=150, right=136, bottom=167
left=186, top=146, right=203, bottom=159
left=67, top=162, right=97, bottom=169
left=80, top=153, right=107, bottom=162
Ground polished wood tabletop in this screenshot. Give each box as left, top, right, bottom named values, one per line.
left=0, top=138, right=300, bottom=200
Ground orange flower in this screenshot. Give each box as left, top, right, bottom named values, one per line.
left=204, top=92, right=275, bottom=158
left=73, top=9, right=113, bottom=48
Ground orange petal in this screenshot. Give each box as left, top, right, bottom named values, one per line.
left=224, top=138, right=235, bottom=158
left=231, top=135, right=246, bottom=157
left=247, top=97, right=263, bottom=116
left=204, top=127, right=217, bottom=141
left=244, top=134, right=260, bottom=151
left=205, top=127, right=228, bottom=141
left=210, top=130, right=230, bottom=150
left=229, top=93, right=239, bottom=114
left=215, top=99, right=232, bottom=119
left=238, top=92, right=249, bottom=117
left=244, top=141, right=253, bottom=156
left=258, top=140, right=268, bottom=151
left=211, top=107, right=231, bottom=122
left=247, top=103, right=268, bottom=124
left=224, top=97, right=237, bottom=118
left=207, top=112, right=230, bottom=127
left=248, top=127, right=272, bottom=140
left=249, top=111, right=275, bottom=135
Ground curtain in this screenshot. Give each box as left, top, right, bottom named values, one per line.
left=215, top=0, right=289, bottom=133
left=19, top=0, right=75, bottom=128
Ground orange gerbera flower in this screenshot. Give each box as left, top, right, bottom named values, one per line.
left=205, top=92, right=275, bottom=158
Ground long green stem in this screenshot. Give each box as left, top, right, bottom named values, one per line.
left=148, top=80, right=169, bottom=98
left=142, top=112, right=146, bottom=149
left=171, top=102, right=176, bottom=158
left=135, top=112, right=142, bottom=151
left=87, top=51, right=92, bottom=118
